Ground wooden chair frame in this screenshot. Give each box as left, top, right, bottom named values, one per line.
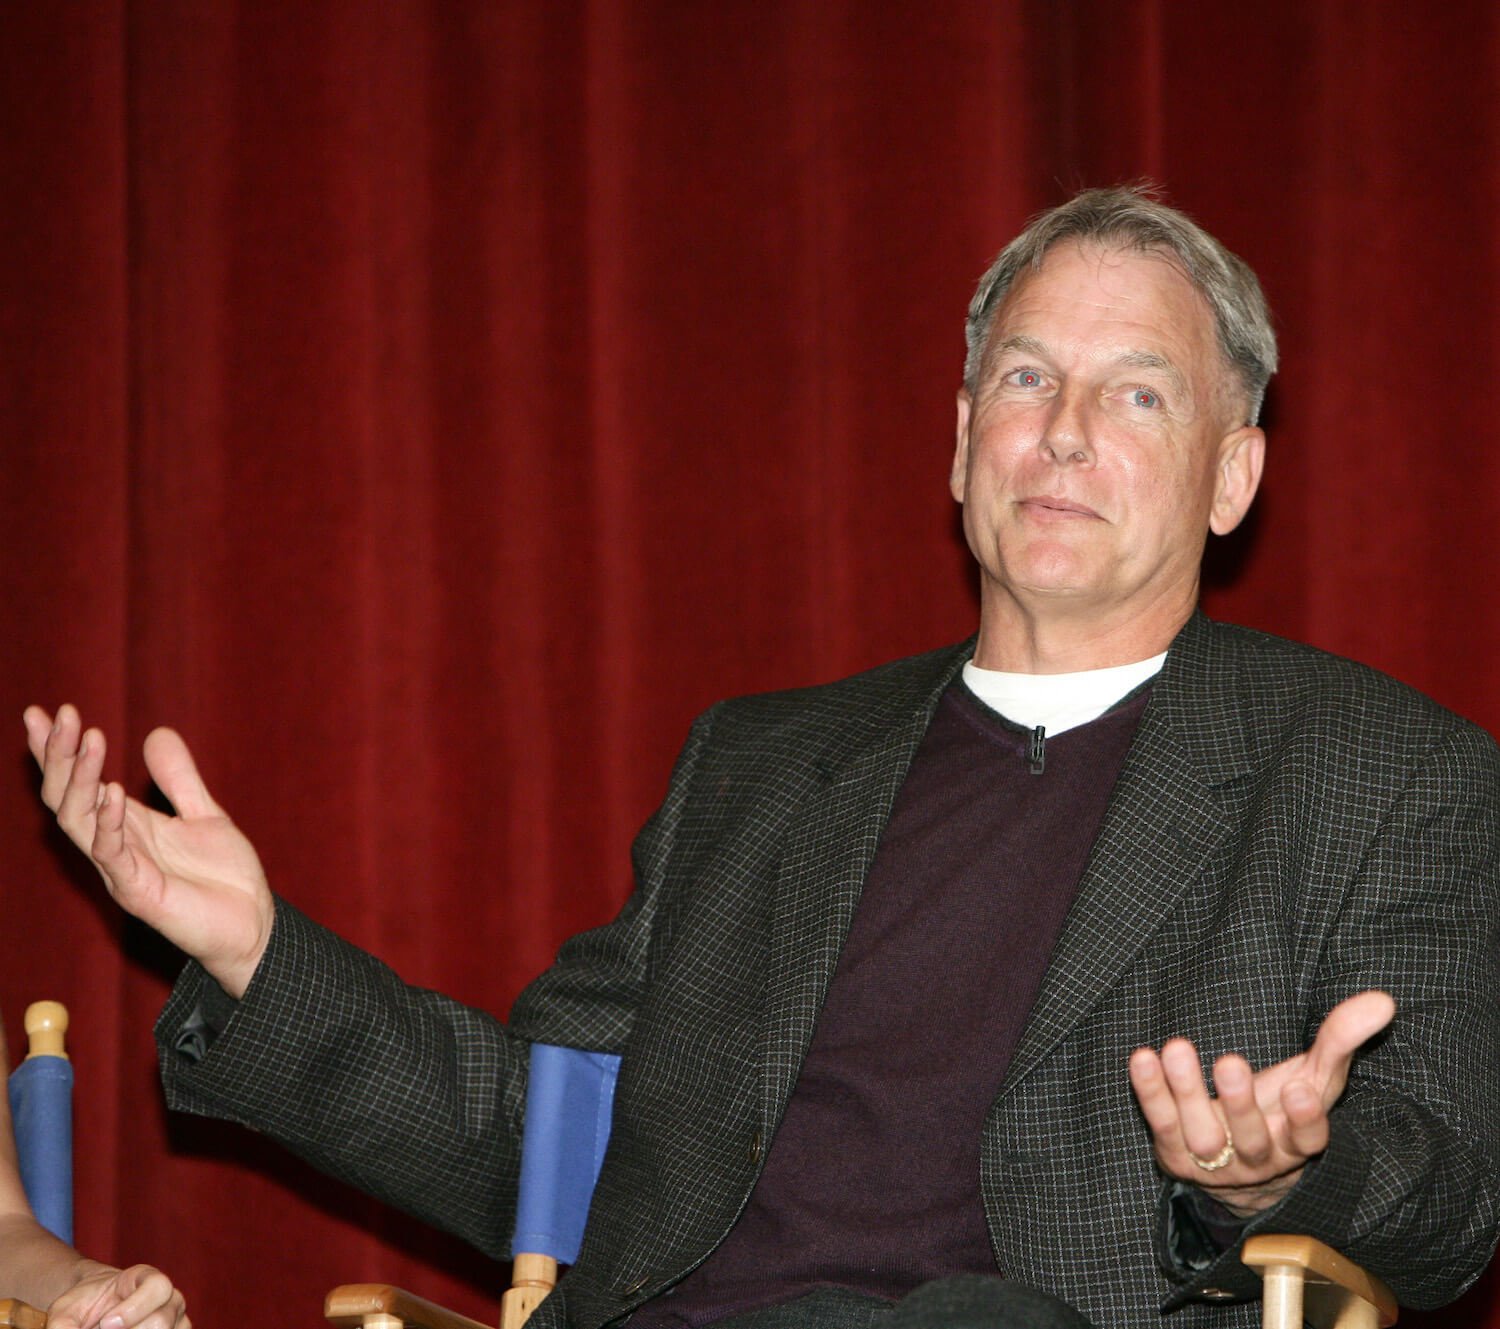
left=327, top=1231, right=1400, bottom=1329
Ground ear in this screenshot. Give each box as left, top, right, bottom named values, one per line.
left=1208, top=425, right=1265, bottom=536
left=951, top=389, right=973, bottom=503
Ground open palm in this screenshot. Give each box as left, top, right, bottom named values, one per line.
left=25, top=706, right=274, bottom=998
left=1128, top=990, right=1396, bottom=1214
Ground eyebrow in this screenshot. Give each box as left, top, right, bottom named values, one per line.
left=989, top=334, right=1049, bottom=359
left=1116, top=350, right=1191, bottom=402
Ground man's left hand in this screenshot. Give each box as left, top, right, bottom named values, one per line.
left=1127, top=990, right=1396, bottom=1216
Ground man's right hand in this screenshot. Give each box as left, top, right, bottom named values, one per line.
left=24, top=704, right=274, bottom=999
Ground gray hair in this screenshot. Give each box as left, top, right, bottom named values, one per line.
left=963, top=186, right=1278, bottom=425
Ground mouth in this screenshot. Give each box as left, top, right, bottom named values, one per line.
left=1017, top=495, right=1102, bottom=520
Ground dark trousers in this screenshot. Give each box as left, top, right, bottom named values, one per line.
left=707, top=1282, right=1095, bottom=1329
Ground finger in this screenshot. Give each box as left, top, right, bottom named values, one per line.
left=97, top=1267, right=178, bottom=1328
left=56, top=727, right=109, bottom=829
left=92, top=782, right=136, bottom=887
left=118, top=1294, right=187, bottom=1329
left=1159, top=1037, right=1229, bottom=1161
left=1128, top=1047, right=1184, bottom=1138
left=1212, top=1052, right=1272, bottom=1166
left=44, top=1299, right=84, bottom=1329
left=23, top=704, right=55, bottom=765
left=43, top=1279, right=103, bottom=1329
left=51, top=725, right=108, bottom=858
left=142, top=728, right=223, bottom=819
left=38, top=703, right=83, bottom=809
left=1281, top=1078, right=1330, bottom=1159
left=1305, top=990, right=1396, bottom=1098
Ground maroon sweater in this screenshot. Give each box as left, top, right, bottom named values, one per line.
left=635, top=681, right=1151, bottom=1327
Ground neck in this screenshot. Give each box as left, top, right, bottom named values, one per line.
left=971, top=583, right=1197, bottom=673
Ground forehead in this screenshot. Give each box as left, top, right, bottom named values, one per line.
left=989, top=240, right=1220, bottom=370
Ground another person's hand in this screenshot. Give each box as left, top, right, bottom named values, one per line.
left=1127, top=989, right=1396, bottom=1215
left=47, top=1261, right=188, bottom=1329
left=24, top=704, right=273, bottom=998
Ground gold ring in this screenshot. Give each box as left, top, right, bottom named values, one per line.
left=1188, top=1121, right=1235, bottom=1172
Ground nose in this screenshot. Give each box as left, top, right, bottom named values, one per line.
left=1039, top=388, right=1094, bottom=466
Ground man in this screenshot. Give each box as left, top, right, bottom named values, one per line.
left=25, top=188, right=1500, bottom=1327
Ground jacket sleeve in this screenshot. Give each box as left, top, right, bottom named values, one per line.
left=154, top=706, right=720, bottom=1259
left=1166, top=720, right=1500, bottom=1309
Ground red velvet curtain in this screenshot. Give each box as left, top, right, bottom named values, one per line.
left=2, top=3, right=1495, bottom=1324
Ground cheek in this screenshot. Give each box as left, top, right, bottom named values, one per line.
left=1112, top=454, right=1202, bottom=534
left=958, top=441, right=1015, bottom=500
left=1128, top=457, right=1223, bottom=548
left=968, top=402, right=1047, bottom=455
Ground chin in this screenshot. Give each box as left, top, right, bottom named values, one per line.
left=1004, top=550, right=1102, bottom=595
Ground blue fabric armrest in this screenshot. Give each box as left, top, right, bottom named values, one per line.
left=510, top=1043, right=621, bottom=1265
left=9, top=1052, right=74, bottom=1245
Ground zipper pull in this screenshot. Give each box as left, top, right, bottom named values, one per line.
left=1028, top=725, right=1046, bottom=775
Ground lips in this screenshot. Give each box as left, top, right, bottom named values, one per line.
left=1017, top=495, right=1102, bottom=519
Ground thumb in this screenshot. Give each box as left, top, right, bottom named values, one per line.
left=142, top=728, right=224, bottom=819
left=1308, top=989, right=1396, bottom=1089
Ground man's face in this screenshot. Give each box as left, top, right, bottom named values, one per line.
left=951, top=240, right=1263, bottom=639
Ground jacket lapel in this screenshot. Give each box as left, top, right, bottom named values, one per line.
left=756, top=643, right=971, bottom=1128
left=749, top=615, right=1257, bottom=1118
left=1001, top=613, right=1255, bottom=1094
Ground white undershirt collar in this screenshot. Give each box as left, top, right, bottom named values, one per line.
left=962, top=652, right=1167, bottom=737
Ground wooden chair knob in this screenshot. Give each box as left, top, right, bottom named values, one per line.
left=24, top=1001, right=69, bottom=1060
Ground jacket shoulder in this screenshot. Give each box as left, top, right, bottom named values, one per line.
left=700, top=640, right=972, bottom=756
left=1192, top=617, right=1495, bottom=755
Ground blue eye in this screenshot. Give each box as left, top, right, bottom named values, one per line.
left=1132, top=388, right=1160, bottom=409
left=1010, top=369, right=1043, bottom=389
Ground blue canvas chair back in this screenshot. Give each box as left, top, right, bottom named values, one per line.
left=8, top=1001, right=73, bottom=1245
left=509, top=1043, right=620, bottom=1265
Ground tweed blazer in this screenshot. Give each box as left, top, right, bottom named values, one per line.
left=158, top=613, right=1500, bottom=1328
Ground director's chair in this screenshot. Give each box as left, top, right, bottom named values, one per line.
left=0, top=1001, right=75, bottom=1329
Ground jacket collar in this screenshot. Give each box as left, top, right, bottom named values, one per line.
left=999, top=609, right=1257, bottom=1094
left=755, top=638, right=972, bottom=1123
left=837, top=611, right=1253, bottom=787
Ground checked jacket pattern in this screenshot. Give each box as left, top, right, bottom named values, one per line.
left=157, top=613, right=1500, bottom=1328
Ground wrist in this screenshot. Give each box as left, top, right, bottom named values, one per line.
left=1203, top=1165, right=1305, bottom=1217
left=205, top=901, right=275, bottom=1000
